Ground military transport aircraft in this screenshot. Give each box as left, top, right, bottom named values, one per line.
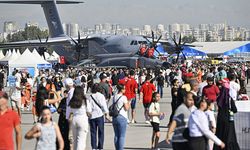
left=0, top=0, right=198, bottom=68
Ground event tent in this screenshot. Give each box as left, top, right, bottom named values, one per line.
left=32, top=48, right=44, bottom=60
left=182, top=46, right=207, bottom=56
left=0, top=51, right=5, bottom=60
left=0, top=50, right=12, bottom=62
left=190, top=41, right=250, bottom=54
left=223, top=43, right=250, bottom=56
left=9, top=48, right=51, bottom=68
left=155, top=45, right=206, bottom=57
left=1, top=50, right=19, bottom=64
left=16, top=49, right=21, bottom=57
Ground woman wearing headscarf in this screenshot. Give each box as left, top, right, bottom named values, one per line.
left=214, top=78, right=240, bottom=150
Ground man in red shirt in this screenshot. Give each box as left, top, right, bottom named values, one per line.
left=139, top=44, right=147, bottom=56
left=202, top=77, right=220, bottom=110
left=147, top=46, right=155, bottom=58
left=140, top=75, right=156, bottom=124
left=119, top=70, right=138, bottom=123
left=0, top=91, right=22, bottom=150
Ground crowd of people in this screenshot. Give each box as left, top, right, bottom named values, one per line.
left=0, top=61, right=249, bottom=150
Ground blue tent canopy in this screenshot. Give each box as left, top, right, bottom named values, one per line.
left=223, top=43, right=250, bottom=56
left=182, top=46, right=206, bottom=56
left=154, top=45, right=206, bottom=57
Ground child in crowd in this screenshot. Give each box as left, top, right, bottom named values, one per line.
left=25, top=106, right=64, bottom=150
left=149, top=92, right=165, bottom=150
left=31, top=90, right=37, bottom=124
left=205, top=99, right=217, bottom=150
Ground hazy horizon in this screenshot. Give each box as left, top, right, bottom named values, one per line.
left=0, top=0, right=249, bottom=31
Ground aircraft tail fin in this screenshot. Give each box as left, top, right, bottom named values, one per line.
left=0, top=0, right=83, bottom=38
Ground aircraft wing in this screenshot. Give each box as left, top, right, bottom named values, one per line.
left=0, top=36, right=95, bottom=48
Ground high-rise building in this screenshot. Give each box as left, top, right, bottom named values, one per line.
left=180, top=24, right=190, bottom=32
left=63, top=23, right=79, bottom=37
left=95, top=24, right=101, bottom=31
left=199, top=24, right=209, bottom=30
left=102, top=23, right=112, bottom=32
left=3, top=21, right=18, bottom=33
left=143, top=25, right=151, bottom=34
left=131, top=27, right=140, bottom=35
left=245, top=31, right=250, bottom=41
left=169, top=23, right=181, bottom=32
left=157, top=24, right=165, bottom=32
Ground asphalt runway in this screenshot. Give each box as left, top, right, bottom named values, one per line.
left=19, top=85, right=173, bottom=150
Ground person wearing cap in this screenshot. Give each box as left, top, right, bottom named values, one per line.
left=99, top=73, right=111, bottom=101
left=64, top=78, right=75, bottom=149
left=0, top=91, right=22, bottom=150
left=188, top=98, right=225, bottom=150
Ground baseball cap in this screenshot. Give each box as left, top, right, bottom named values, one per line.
left=64, top=78, right=74, bottom=86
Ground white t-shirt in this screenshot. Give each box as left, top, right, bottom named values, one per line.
left=11, top=81, right=21, bottom=101
left=149, top=102, right=160, bottom=123
left=205, top=110, right=216, bottom=129
left=112, top=94, right=128, bottom=119
left=70, top=102, right=91, bottom=122
left=229, top=81, right=240, bottom=100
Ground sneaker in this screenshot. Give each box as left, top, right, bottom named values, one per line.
left=131, top=119, right=137, bottom=124
left=145, top=120, right=151, bottom=124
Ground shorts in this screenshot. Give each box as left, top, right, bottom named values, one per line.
left=130, top=98, right=136, bottom=109
left=151, top=122, right=160, bottom=132
left=143, top=103, right=151, bottom=109
left=11, top=99, right=21, bottom=108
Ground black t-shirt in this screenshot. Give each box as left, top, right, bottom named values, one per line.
left=156, top=75, right=165, bottom=86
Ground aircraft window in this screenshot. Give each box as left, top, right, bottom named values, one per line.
left=138, top=41, right=147, bottom=44
left=134, top=41, right=138, bottom=45
left=130, top=41, right=134, bottom=45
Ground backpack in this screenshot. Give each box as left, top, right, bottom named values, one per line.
left=109, top=96, right=123, bottom=117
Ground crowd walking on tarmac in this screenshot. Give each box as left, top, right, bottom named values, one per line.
left=0, top=60, right=249, bottom=150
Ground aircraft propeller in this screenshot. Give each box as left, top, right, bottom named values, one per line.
left=169, top=34, right=199, bottom=63
left=37, top=35, right=49, bottom=59
left=148, top=31, right=162, bottom=56
left=69, top=31, right=88, bottom=62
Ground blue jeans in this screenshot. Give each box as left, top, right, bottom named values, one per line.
left=112, top=114, right=127, bottom=150
left=157, top=85, right=163, bottom=98
left=89, top=116, right=105, bottom=149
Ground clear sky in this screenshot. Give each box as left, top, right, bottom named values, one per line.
left=0, top=0, right=249, bottom=31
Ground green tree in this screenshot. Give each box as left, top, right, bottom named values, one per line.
left=6, top=26, right=49, bottom=42
left=233, top=37, right=243, bottom=41
left=182, top=35, right=197, bottom=43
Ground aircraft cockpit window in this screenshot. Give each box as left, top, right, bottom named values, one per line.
left=138, top=41, right=147, bottom=44
left=133, top=41, right=138, bottom=45
left=130, top=41, right=134, bottom=45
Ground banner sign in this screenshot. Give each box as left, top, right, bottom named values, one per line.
left=235, top=101, right=250, bottom=150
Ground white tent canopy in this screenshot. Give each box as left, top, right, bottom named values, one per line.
left=192, top=41, right=250, bottom=54
left=16, top=49, right=21, bottom=57
left=32, top=48, right=44, bottom=60
left=0, top=49, right=12, bottom=61
left=0, top=50, right=5, bottom=60
left=9, top=48, right=51, bottom=68
left=52, top=51, right=60, bottom=59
